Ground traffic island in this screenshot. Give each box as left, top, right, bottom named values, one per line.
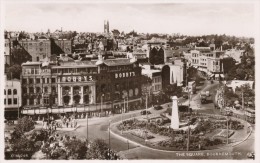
left=109, top=113, right=252, bottom=152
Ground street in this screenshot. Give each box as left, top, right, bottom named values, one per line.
left=55, top=81, right=254, bottom=159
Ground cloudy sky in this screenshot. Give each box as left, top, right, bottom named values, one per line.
left=4, top=2, right=256, bottom=37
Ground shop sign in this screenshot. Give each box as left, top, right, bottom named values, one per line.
left=115, top=72, right=135, bottom=79
left=61, top=76, right=93, bottom=82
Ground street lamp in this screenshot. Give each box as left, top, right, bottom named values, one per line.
left=186, top=117, right=191, bottom=151
left=121, top=97, right=125, bottom=135
left=100, top=94, right=104, bottom=117
left=109, top=119, right=111, bottom=150
left=87, top=106, right=89, bottom=141
left=226, top=115, right=230, bottom=145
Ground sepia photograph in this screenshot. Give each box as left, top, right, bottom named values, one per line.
left=1, top=0, right=259, bottom=161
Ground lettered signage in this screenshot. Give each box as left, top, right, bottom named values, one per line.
left=61, top=76, right=93, bottom=82
left=115, top=72, right=135, bottom=79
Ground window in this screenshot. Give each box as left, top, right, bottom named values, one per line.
left=36, top=57, right=39, bottom=61
left=51, top=86, right=56, bottom=93
left=22, top=79, right=27, bottom=84
left=29, top=87, right=34, bottom=93
left=43, top=96, right=49, bottom=105
left=13, top=98, right=17, bottom=105
left=51, top=78, right=56, bottom=83
left=4, top=89, right=6, bottom=95
left=8, top=98, right=12, bottom=105
left=36, top=78, right=40, bottom=83
left=44, top=87, right=48, bottom=93
left=4, top=99, right=6, bottom=105
left=8, top=89, right=11, bottom=95
left=29, top=78, right=33, bottom=84
left=36, top=87, right=41, bottom=93
left=13, top=89, right=17, bottom=95
left=23, top=87, right=27, bottom=94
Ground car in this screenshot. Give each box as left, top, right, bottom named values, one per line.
left=182, top=94, right=189, bottom=99
left=247, top=152, right=255, bottom=159
left=153, top=105, right=163, bottom=110
left=140, top=110, right=151, bottom=115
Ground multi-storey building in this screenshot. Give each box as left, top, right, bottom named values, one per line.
left=51, top=39, right=72, bottom=55
left=21, top=55, right=142, bottom=116
left=4, top=77, right=22, bottom=120
left=141, top=65, right=162, bottom=95
left=4, top=39, right=11, bottom=65
left=19, top=39, right=51, bottom=62
left=184, top=46, right=224, bottom=80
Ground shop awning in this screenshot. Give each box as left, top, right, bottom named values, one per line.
left=220, top=74, right=225, bottom=78
left=210, top=74, right=214, bottom=77
left=215, top=74, right=220, bottom=77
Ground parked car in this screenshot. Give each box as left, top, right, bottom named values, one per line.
left=140, top=110, right=151, bottom=115
left=153, top=105, right=163, bottom=110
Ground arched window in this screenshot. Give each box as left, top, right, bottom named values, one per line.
left=13, top=89, right=17, bottom=95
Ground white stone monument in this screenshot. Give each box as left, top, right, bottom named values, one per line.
left=171, top=96, right=179, bottom=129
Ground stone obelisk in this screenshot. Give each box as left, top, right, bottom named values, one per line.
left=171, top=96, right=179, bottom=129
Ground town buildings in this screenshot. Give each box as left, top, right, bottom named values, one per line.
left=20, top=54, right=142, bottom=116
left=4, top=76, right=22, bottom=120
left=183, top=46, right=224, bottom=80
left=4, top=39, right=11, bottom=65
left=18, top=39, right=51, bottom=62
left=141, top=64, right=162, bottom=95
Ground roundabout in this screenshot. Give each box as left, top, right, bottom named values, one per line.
left=109, top=111, right=252, bottom=152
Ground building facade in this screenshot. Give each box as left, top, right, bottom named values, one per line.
left=21, top=55, right=142, bottom=116
left=4, top=77, right=22, bottom=120
left=19, top=39, right=51, bottom=61
left=5, top=39, right=11, bottom=65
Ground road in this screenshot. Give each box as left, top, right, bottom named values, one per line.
left=50, top=81, right=255, bottom=159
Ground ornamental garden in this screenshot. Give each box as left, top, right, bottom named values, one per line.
left=115, top=111, right=246, bottom=151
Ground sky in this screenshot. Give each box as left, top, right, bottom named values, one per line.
left=3, top=2, right=256, bottom=37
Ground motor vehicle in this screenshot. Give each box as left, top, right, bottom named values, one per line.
left=247, top=152, right=255, bottom=159
left=140, top=110, right=151, bottom=115
left=153, top=105, right=163, bottom=110
left=182, top=93, right=189, bottom=99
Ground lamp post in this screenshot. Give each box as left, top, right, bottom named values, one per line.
left=109, top=119, right=111, bottom=150
left=87, top=106, right=89, bottom=141
left=121, top=97, right=125, bottom=135
left=226, top=115, right=230, bottom=145
left=186, top=117, right=190, bottom=151
left=100, top=94, right=104, bottom=117
left=145, top=93, right=148, bottom=143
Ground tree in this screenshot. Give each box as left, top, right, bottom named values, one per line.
left=6, top=64, right=22, bottom=80
left=14, top=116, right=35, bottom=137
left=64, top=139, right=88, bottom=159
left=86, top=139, right=109, bottom=160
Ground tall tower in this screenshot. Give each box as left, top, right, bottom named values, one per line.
left=104, top=20, right=107, bottom=33
left=107, top=20, right=109, bottom=33
left=104, top=20, right=109, bottom=33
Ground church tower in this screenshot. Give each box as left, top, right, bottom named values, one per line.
left=104, top=20, right=109, bottom=33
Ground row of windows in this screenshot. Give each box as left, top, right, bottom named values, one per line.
left=4, top=89, right=17, bottom=95
left=154, top=84, right=162, bottom=91
left=153, top=77, right=161, bottom=83
left=23, top=86, right=56, bottom=94
left=192, top=53, right=199, bottom=57
left=4, top=98, right=18, bottom=105
left=23, top=78, right=56, bottom=84
left=192, top=59, right=199, bottom=64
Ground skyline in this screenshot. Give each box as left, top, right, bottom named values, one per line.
left=4, top=3, right=256, bottom=37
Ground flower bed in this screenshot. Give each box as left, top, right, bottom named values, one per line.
left=130, top=129, right=154, bottom=140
